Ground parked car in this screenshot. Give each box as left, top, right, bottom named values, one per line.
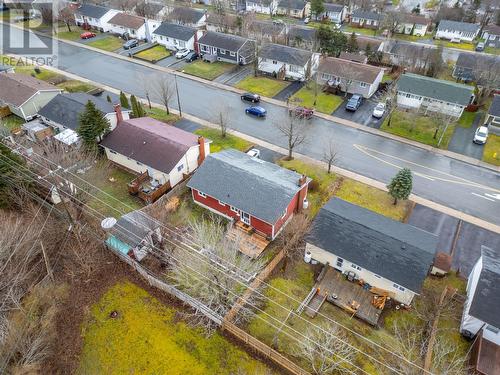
left=185, top=51, right=198, bottom=62
left=175, top=48, right=190, bottom=59
left=123, top=39, right=139, bottom=49
left=80, top=31, right=96, bottom=39
left=475, top=42, right=485, bottom=52
left=372, top=102, right=386, bottom=118
left=241, top=92, right=261, bottom=103
left=245, top=106, right=267, bottom=117
left=303, top=17, right=310, bottom=24
left=290, top=106, right=314, bottom=119
left=247, top=148, right=261, bottom=158
left=345, top=95, right=362, bottom=111
left=473, top=126, right=489, bottom=144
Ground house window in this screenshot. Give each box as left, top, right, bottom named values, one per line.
left=198, top=191, right=207, bottom=198
left=346, top=79, right=352, bottom=84
left=321, top=73, right=331, bottom=80
left=393, top=283, right=405, bottom=291
left=273, top=60, right=277, bottom=64
left=230, top=206, right=238, bottom=213
left=406, top=93, right=412, bottom=98
left=336, top=257, right=344, bottom=268
left=230, top=51, right=236, bottom=57
left=201, top=45, right=208, bottom=52
left=220, top=48, right=226, bottom=54
left=289, top=65, right=299, bottom=73
left=218, top=200, right=225, bottom=206
left=177, top=164, right=184, bottom=172
left=109, top=149, right=117, bottom=154
left=486, top=325, right=500, bottom=333
left=137, top=161, right=143, bottom=166
left=351, top=263, right=361, bottom=271
left=360, top=82, right=367, bottom=88
left=374, top=274, right=381, bottom=278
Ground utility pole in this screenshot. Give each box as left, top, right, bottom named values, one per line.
left=174, top=74, right=182, bottom=117
left=40, top=242, right=53, bottom=281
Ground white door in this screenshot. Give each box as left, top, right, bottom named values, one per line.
left=240, top=211, right=250, bottom=225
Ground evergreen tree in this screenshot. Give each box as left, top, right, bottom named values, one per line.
left=0, top=142, right=31, bottom=208
left=106, top=94, right=112, bottom=103
left=130, top=95, right=145, bottom=118
left=317, top=25, right=347, bottom=56
left=77, top=100, right=111, bottom=151
left=120, top=91, right=130, bottom=109
left=310, top=0, right=325, bottom=20
left=347, top=32, right=358, bottom=53
left=387, top=168, right=413, bottom=205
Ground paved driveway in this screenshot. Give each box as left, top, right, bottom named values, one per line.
left=273, top=81, right=304, bottom=101
left=448, top=113, right=485, bottom=160
left=332, top=96, right=386, bottom=129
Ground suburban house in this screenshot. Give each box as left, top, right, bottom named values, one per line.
left=0, top=73, right=61, bottom=120
left=107, top=12, right=160, bottom=41
left=38, top=93, right=129, bottom=143
left=134, top=1, right=170, bottom=21
left=321, top=3, right=346, bottom=24
left=246, top=0, right=279, bottom=15
left=0, top=64, right=15, bottom=73
left=452, top=53, right=499, bottom=82
left=481, top=24, right=500, bottom=49
left=460, top=246, right=500, bottom=375
left=258, top=43, right=318, bottom=81
left=74, top=4, right=119, bottom=32
left=206, top=13, right=240, bottom=34
left=276, top=0, right=310, bottom=18
left=187, top=149, right=311, bottom=241
left=100, top=117, right=210, bottom=191
left=485, top=95, right=500, bottom=127
left=317, top=56, right=384, bottom=98
left=350, top=9, right=382, bottom=29
left=305, top=198, right=437, bottom=306
left=396, top=73, right=475, bottom=117
left=286, top=25, right=316, bottom=50
left=166, top=7, right=207, bottom=28
left=356, top=36, right=384, bottom=53
left=152, top=22, right=202, bottom=51
left=198, top=31, right=256, bottom=65
left=395, top=13, right=431, bottom=36
left=435, top=20, right=480, bottom=42
left=246, top=20, right=286, bottom=43
left=106, top=210, right=163, bottom=262
left=387, top=42, right=434, bottom=70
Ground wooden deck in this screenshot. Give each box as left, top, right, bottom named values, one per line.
left=226, top=223, right=270, bottom=258
left=314, top=267, right=383, bottom=326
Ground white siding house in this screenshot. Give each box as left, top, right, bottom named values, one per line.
left=246, top=0, right=280, bottom=15
left=106, top=13, right=160, bottom=41
left=322, top=3, right=346, bottom=24
left=435, top=20, right=480, bottom=42
left=74, top=4, right=119, bottom=32
left=152, top=22, right=202, bottom=51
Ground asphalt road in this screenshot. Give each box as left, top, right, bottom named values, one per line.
left=2, top=25, right=500, bottom=225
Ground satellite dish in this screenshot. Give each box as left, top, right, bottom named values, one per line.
left=101, top=217, right=117, bottom=231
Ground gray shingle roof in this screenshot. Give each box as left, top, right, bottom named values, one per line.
left=454, top=53, right=500, bottom=81
left=260, top=43, right=312, bottom=66
left=397, top=73, right=474, bottom=106
left=198, top=31, right=254, bottom=52
left=113, top=210, right=160, bottom=248
left=469, top=246, right=500, bottom=328
left=187, top=149, right=307, bottom=224
left=167, top=7, right=205, bottom=24
left=152, top=22, right=196, bottom=41
left=318, top=56, right=383, bottom=84
left=488, top=95, right=500, bottom=118
left=75, top=4, right=111, bottom=19
left=305, top=198, right=437, bottom=293
left=38, top=93, right=115, bottom=131
left=288, top=26, right=316, bottom=42
left=0, top=73, right=59, bottom=107
left=352, top=9, right=381, bottom=21
left=278, top=0, right=307, bottom=10
left=437, top=19, right=480, bottom=34
left=324, top=3, right=344, bottom=12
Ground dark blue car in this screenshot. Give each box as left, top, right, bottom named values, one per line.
left=245, top=106, right=267, bottom=118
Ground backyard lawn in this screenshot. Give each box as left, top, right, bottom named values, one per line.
left=485, top=47, right=500, bottom=55
left=146, top=107, right=180, bottom=124
left=456, top=111, right=478, bottom=128
left=180, top=60, right=233, bottom=80
left=235, top=76, right=289, bottom=98
left=87, top=36, right=124, bottom=52
left=0, top=114, right=24, bottom=132
left=133, top=44, right=170, bottom=62
left=343, top=26, right=379, bottom=36
left=56, top=79, right=96, bottom=93
left=381, top=110, right=454, bottom=149
left=194, top=127, right=253, bottom=153
left=79, top=282, right=272, bottom=375
left=291, top=83, right=343, bottom=114
left=482, top=134, right=500, bottom=166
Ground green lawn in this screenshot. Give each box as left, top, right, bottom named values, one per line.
left=180, top=60, right=233, bottom=80
left=56, top=79, right=96, bottom=93
left=133, top=44, right=170, bottom=62
left=483, top=134, right=500, bottom=166
left=0, top=114, right=24, bottom=132
left=343, top=25, right=379, bottom=36
left=485, top=47, right=500, bottom=55
left=456, top=111, right=478, bottom=128
left=79, top=282, right=272, bottom=375
left=146, top=107, right=180, bottom=124
left=393, top=33, right=430, bottom=42
left=235, top=76, right=289, bottom=98
left=291, top=83, right=343, bottom=114
left=381, top=110, right=454, bottom=149
left=87, top=36, right=124, bottom=52
left=382, top=73, right=393, bottom=83
left=55, top=26, right=84, bottom=41
left=194, top=127, right=253, bottom=153
left=88, top=166, right=143, bottom=217
left=436, top=40, right=475, bottom=51
left=424, top=0, right=439, bottom=8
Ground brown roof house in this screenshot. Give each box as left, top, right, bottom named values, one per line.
left=317, top=57, right=384, bottom=98
left=100, top=117, right=211, bottom=201
left=107, top=12, right=160, bottom=41
left=0, top=73, right=62, bottom=120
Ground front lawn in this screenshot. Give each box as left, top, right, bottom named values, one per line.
left=381, top=110, right=454, bottom=149
left=79, top=281, right=272, bottom=375
left=291, top=83, right=343, bottom=114
left=437, top=40, right=475, bottom=51
left=485, top=47, right=500, bottom=55
left=133, top=44, right=170, bottom=62
left=146, top=107, right=180, bottom=124
left=55, top=26, right=84, bottom=41
left=482, top=134, right=500, bottom=166
left=343, top=25, right=379, bottom=36
left=456, top=111, right=477, bottom=128
left=194, top=127, right=253, bottom=153
left=87, top=36, right=123, bottom=52
left=235, top=76, right=289, bottom=98
left=0, top=114, right=24, bottom=132
left=56, top=79, right=96, bottom=93
left=180, top=60, right=233, bottom=81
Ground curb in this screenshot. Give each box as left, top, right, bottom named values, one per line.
left=6, top=20, right=499, bottom=173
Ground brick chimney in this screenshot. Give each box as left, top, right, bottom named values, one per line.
left=113, top=104, right=123, bottom=124
left=197, top=136, right=206, bottom=165
left=296, top=175, right=308, bottom=212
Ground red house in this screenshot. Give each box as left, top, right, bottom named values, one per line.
left=187, top=149, right=310, bottom=240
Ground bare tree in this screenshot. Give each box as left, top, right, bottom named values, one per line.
left=57, top=5, right=75, bottom=32
left=275, top=110, right=309, bottom=160
left=153, top=76, right=175, bottom=115
left=213, top=104, right=230, bottom=138
left=278, top=213, right=309, bottom=272
left=294, top=322, right=356, bottom=375
left=474, top=57, right=500, bottom=105
left=322, top=138, right=339, bottom=174
left=167, top=219, right=265, bottom=333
